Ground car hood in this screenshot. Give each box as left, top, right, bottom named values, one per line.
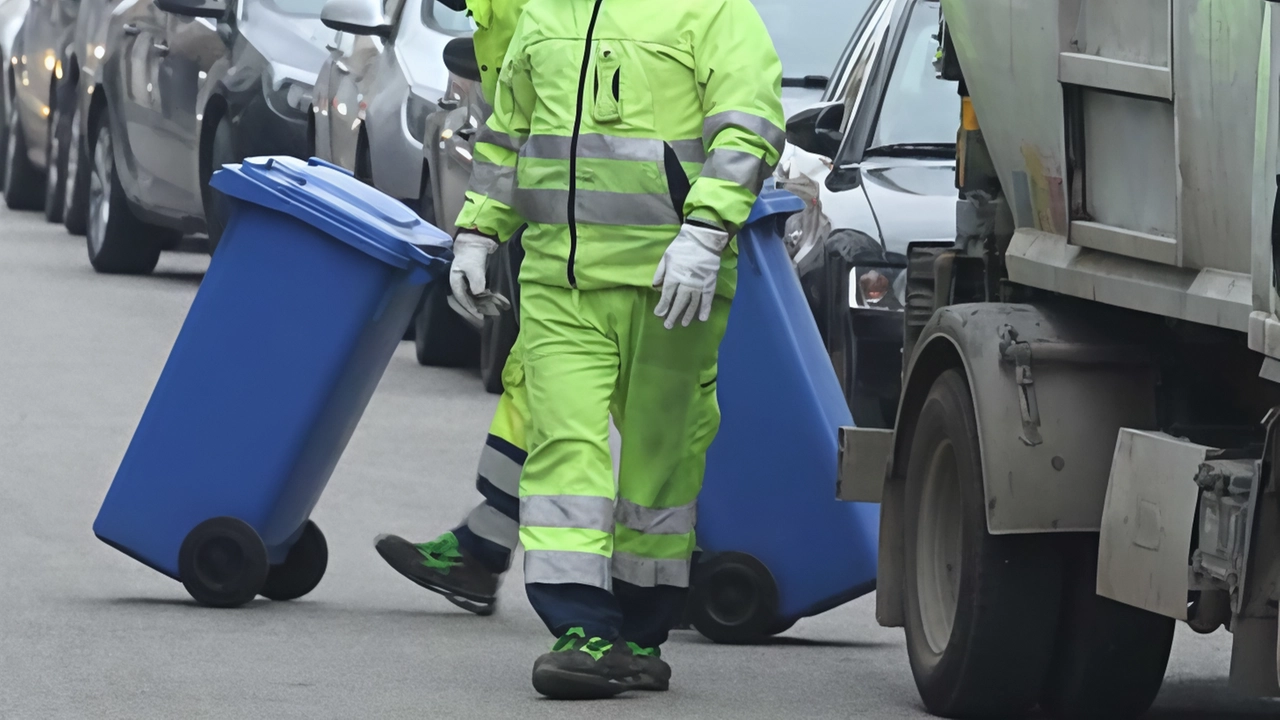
left=860, top=157, right=957, bottom=256
left=240, top=4, right=330, bottom=85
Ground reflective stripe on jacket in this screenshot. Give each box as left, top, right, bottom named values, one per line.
left=454, top=0, right=785, bottom=297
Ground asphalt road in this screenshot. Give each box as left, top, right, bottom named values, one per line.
left=1, top=205, right=1279, bottom=719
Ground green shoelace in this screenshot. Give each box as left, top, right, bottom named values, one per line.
left=553, top=627, right=614, bottom=661
left=415, top=533, right=464, bottom=572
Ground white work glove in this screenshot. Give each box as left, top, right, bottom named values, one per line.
left=652, top=222, right=729, bottom=329
left=449, top=231, right=510, bottom=318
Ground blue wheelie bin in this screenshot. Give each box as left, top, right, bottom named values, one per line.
left=93, top=156, right=450, bottom=608
left=693, top=187, right=880, bottom=642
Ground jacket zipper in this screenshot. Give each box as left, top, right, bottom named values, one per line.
left=566, top=0, right=606, bottom=288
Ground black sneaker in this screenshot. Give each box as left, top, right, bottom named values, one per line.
left=626, top=642, right=671, bottom=691
left=374, top=533, right=499, bottom=616
left=531, top=628, right=640, bottom=699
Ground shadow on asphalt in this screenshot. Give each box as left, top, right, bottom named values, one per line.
left=146, top=270, right=205, bottom=285
left=674, top=632, right=893, bottom=650
left=1147, top=678, right=1280, bottom=719
left=89, top=597, right=478, bottom=622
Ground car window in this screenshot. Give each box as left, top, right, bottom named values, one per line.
left=866, top=0, right=958, bottom=150
left=836, top=4, right=891, bottom=132
left=421, top=0, right=472, bottom=35
left=751, top=0, right=871, bottom=81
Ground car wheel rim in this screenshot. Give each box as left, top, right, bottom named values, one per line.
left=88, top=129, right=111, bottom=256
left=46, top=110, right=60, bottom=200
left=5, top=103, right=18, bottom=183
left=916, top=438, right=963, bottom=656
left=64, top=109, right=79, bottom=211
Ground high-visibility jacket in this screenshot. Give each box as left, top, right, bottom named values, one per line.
left=454, top=0, right=786, bottom=298
left=461, top=0, right=530, bottom=104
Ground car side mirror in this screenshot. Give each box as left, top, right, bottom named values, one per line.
left=785, top=102, right=844, bottom=159
left=320, top=0, right=391, bottom=37
left=156, top=0, right=226, bottom=18
left=442, top=37, right=480, bottom=83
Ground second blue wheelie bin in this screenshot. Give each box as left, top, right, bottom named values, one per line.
left=692, top=187, right=881, bottom=643
left=93, top=156, right=450, bottom=608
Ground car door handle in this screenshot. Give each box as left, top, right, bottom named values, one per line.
left=153, top=42, right=169, bottom=56
left=122, top=23, right=140, bottom=35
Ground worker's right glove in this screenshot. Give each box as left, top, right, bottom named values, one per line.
left=449, top=231, right=510, bottom=318
left=653, top=222, right=729, bottom=329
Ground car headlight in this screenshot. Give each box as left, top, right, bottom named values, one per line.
left=265, top=77, right=313, bottom=118
left=851, top=266, right=906, bottom=311
left=404, top=92, right=433, bottom=146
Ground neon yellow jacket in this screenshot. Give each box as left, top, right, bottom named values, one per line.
left=454, top=0, right=785, bottom=297
left=462, top=0, right=529, bottom=103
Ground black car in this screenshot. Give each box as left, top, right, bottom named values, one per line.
left=782, top=0, right=958, bottom=428
left=86, top=0, right=326, bottom=273
left=4, top=0, right=78, bottom=217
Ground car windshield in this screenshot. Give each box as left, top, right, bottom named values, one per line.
left=752, top=0, right=871, bottom=81
left=866, top=0, right=958, bottom=154
left=422, top=0, right=474, bottom=34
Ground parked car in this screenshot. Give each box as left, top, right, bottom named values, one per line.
left=309, top=0, right=470, bottom=208
left=86, top=0, right=327, bottom=273
left=4, top=0, right=77, bottom=216
left=55, top=0, right=122, bottom=235
left=0, top=0, right=31, bottom=188
left=414, top=0, right=875, bottom=393
left=780, top=0, right=959, bottom=427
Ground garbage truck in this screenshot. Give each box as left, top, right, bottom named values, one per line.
left=837, top=1, right=1280, bottom=717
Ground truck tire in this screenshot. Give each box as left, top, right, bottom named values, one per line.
left=1040, top=535, right=1174, bottom=720
left=86, top=121, right=170, bottom=274
left=5, top=98, right=45, bottom=210
left=903, top=369, right=1064, bottom=718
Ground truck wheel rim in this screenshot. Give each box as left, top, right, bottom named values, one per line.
left=88, top=129, right=110, bottom=255
left=916, top=438, right=963, bottom=655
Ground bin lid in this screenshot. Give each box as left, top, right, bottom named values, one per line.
left=746, top=180, right=806, bottom=225
left=210, top=156, right=452, bottom=270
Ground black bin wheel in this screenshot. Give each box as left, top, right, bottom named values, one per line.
left=260, top=520, right=329, bottom=602
left=689, top=552, right=781, bottom=645
left=179, top=517, right=269, bottom=608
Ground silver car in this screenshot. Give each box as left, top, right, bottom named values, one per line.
left=309, top=0, right=470, bottom=209
left=55, top=0, right=116, bottom=235
left=0, top=0, right=30, bottom=188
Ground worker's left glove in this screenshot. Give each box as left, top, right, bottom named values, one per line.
left=450, top=231, right=509, bottom=318
left=653, top=222, right=729, bottom=329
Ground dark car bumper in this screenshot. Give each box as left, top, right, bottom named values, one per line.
left=847, top=308, right=904, bottom=428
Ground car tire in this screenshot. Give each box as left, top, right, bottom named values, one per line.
left=480, top=237, right=521, bottom=394
left=1040, top=535, right=1174, bottom=720
left=63, top=103, right=90, bottom=235
left=414, top=280, right=479, bottom=367
left=0, top=69, right=10, bottom=189
left=902, top=369, right=1064, bottom=718
left=43, top=96, right=70, bottom=222
left=86, top=120, right=169, bottom=274
left=5, top=96, right=45, bottom=210
left=202, top=115, right=235, bottom=253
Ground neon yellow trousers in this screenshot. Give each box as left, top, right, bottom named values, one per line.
left=518, top=283, right=729, bottom=592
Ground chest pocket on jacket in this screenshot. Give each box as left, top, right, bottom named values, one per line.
left=592, top=44, right=622, bottom=124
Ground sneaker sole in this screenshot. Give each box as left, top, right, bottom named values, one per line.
left=374, top=536, right=496, bottom=617
left=628, top=674, right=670, bottom=692
left=532, top=666, right=631, bottom=700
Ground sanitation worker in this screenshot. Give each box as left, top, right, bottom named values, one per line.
left=380, top=0, right=783, bottom=699
left=374, top=0, right=535, bottom=618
